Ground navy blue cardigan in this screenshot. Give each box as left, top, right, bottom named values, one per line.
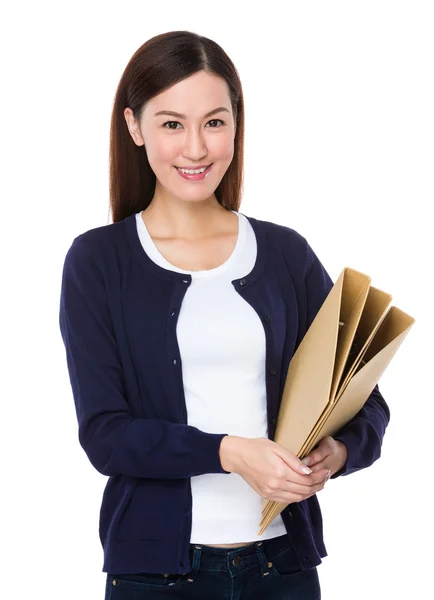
left=58, top=211, right=390, bottom=575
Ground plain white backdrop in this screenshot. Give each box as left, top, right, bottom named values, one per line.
left=2, top=1, right=433, bottom=598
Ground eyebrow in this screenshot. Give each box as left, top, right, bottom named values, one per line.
left=154, top=107, right=230, bottom=119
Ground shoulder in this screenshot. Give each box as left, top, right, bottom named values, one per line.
left=60, top=216, right=135, bottom=295
left=72, top=216, right=129, bottom=251
left=63, top=215, right=132, bottom=269
left=243, top=213, right=312, bottom=274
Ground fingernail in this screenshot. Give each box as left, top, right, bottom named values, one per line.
left=301, top=465, right=313, bottom=475
left=302, top=457, right=312, bottom=466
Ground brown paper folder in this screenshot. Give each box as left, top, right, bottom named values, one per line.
left=303, top=306, right=414, bottom=456
left=258, top=268, right=415, bottom=535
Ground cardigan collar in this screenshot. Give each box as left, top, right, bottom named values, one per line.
left=123, top=211, right=268, bottom=287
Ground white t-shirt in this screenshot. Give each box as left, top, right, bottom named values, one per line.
left=135, top=210, right=287, bottom=543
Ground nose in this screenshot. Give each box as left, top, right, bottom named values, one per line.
left=181, top=126, right=208, bottom=162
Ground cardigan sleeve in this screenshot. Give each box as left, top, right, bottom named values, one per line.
left=59, top=237, right=230, bottom=479
left=303, top=241, right=391, bottom=478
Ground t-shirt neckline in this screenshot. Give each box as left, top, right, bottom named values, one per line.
left=123, top=209, right=267, bottom=286
left=136, top=210, right=247, bottom=278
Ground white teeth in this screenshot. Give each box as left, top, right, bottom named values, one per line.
left=177, top=166, right=208, bottom=174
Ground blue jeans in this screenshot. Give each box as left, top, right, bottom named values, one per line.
left=104, top=533, right=321, bottom=599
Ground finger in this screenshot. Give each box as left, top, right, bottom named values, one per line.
left=282, top=471, right=330, bottom=494
left=309, top=458, right=332, bottom=474
left=273, top=445, right=318, bottom=476
left=270, top=478, right=328, bottom=503
left=269, top=476, right=332, bottom=504
left=303, top=436, right=337, bottom=467
left=302, top=447, right=330, bottom=467
left=301, top=450, right=321, bottom=467
left=275, top=466, right=330, bottom=487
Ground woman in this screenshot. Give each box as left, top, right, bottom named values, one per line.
left=59, top=30, right=390, bottom=599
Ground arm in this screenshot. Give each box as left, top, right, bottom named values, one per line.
left=330, top=383, right=390, bottom=478
left=59, top=237, right=230, bottom=479
left=303, top=241, right=391, bottom=479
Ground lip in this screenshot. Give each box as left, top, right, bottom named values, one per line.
left=175, top=164, right=212, bottom=170
left=175, top=163, right=213, bottom=181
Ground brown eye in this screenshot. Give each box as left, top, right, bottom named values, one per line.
left=162, top=121, right=181, bottom=129
left=162, top=119, right=224, bottom=129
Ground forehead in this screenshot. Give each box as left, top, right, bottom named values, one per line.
left=143, top=71, right=231, bottom=117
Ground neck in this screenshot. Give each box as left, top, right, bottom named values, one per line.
left=142, top=194, right=232, bottom=240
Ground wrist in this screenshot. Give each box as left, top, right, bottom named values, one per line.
left=219, top=435, right=242, bottom=473
left=335, top=440, right=348, bottom=471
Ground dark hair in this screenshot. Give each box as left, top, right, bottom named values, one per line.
left=108, top=30, right=245, bottom=223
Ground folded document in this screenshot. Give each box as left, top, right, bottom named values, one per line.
left=259, top=267, right=415, bottom=534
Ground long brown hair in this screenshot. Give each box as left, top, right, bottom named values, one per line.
left=108, top=30, right=245, bottom=223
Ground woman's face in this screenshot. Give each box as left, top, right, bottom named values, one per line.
left=124, top=70, right=236, bottom=205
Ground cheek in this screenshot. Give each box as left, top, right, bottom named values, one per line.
left=154, top=141, right=176, bottom=163
left=210, top=135, right=234, bottom=162
left=145, top=135, right=177, bottom=164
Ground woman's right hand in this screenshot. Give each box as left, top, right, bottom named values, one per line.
left=219, top=435, right=330, bottom=504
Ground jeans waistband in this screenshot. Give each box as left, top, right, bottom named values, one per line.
left=187, top=534, right=293, bottom=574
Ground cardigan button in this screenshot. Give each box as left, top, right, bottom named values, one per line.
left=271, top=417, right=276, bottom=425
left=239, top=278, right=247, bottom=286
left=270, top=368, right=277, bottom=376
left=263, top=316, right=271, bottom=323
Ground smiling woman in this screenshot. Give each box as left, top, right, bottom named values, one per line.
left=59, top=28, right=391, bottom=600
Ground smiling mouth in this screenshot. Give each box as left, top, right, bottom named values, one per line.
left=175, top=164, right=212, bottom=170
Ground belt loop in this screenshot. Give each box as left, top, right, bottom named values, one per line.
left=256, top=541, right=271, bottom=577
left=186, top=545, right=202, bottom=583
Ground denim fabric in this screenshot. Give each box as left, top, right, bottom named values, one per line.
left=104, top=534, right=321, bottom=599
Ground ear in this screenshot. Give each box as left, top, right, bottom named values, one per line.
left=124, top=107, right=145, bottom=146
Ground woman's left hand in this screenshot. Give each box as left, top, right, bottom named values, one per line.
left=301, top=436, right=348, bottom=479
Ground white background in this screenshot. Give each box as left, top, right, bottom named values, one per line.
left=2, top=1, right=433, bottom=598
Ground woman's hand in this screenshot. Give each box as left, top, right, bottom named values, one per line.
left=219, top=436, right=331, bottom=504
left=301, top=436, right=348, bottom=478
